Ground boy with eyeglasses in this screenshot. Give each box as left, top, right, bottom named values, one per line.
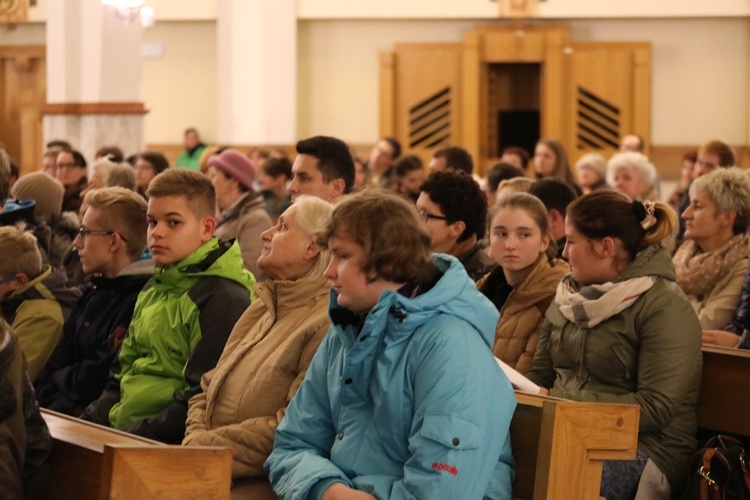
left=0, top=225, right=81, bottom=380
left=81, top=169, right=255, bottom=443
left=35, top=187, right=153, bottom=416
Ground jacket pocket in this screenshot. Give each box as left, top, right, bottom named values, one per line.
left=420, top=413, right=479, bottom=450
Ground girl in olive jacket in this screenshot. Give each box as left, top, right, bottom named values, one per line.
left=526, top=192, right=702, bottom=499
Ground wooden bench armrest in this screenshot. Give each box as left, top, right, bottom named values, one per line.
left=512, top=392, right=640, bottom=500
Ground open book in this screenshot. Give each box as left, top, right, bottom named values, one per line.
left=495, top=357, right=541, bottom=394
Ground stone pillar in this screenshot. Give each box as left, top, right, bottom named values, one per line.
left=216, top=0, right=297, bottom=145
left=43, top=0, right=146, bottom=163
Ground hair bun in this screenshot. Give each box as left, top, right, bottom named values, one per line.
left=632, top=200, right=647, bottom=222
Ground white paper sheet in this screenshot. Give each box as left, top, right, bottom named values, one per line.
left=495, top=357, right=541, bottom=394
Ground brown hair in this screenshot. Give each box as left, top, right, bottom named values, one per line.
left=146, top=169, right=216, bottom=218
left=493, top=192, right=557, bottom=262
left=317, top=190, right=434, bottom=284
left=0, top=224, right=42, bottom=278
left=699, top=140, right=735, bottom=168
left=567, top=190, right=677, bottom=264
left=536, top=139, right=577, bottom=186
left=84, top=187, right=148, bottom=260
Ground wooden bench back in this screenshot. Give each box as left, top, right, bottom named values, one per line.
left=41, top=410, right=232, bottom=500
left=698, top=345, right=750, bottom=438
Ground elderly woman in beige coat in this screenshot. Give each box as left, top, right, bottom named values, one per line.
left=183, top=195, right=333, bottom=498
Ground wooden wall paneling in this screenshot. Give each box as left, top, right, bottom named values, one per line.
left=378, top=51, right=396, bottom=138
left=566, top=42, right=651, bottom=165
left=540, top=28, right=568, bottom=144
left=631, top=44, right=652, bottom=157
left=462, top=32, right=483, bottom=170
left=0, top=57, right=22, bottom=165
left=0, top=46, right=45, bottom=174
left=482, top=30, right=545, bottom=63
left=392, top=43, right=463, bottom=168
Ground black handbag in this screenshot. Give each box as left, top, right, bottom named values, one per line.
left=681, top=435, right=750, bottom=500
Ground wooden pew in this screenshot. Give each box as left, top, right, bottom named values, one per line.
left=510, top=392, right=640, bottom=500
left=698, top=345, right=750, bottom=437
left=41, top=409, right=232, bottom=500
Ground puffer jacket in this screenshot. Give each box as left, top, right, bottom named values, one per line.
left=184, top=274, right=331, bottom=493
left=265, top=254, right=516, bottom=500
left=81, top=239, right=255, bottom=444
left=478, top=255, right=569, bottom=374
left=0, top=319, right=51, bottom=497
left=35, top=257, right=153, bottom=416
left=214, top=191, right=273, bottom=282
left=526, top=244, right=702, bottom=494
left=1, top=266, right=81, bottom=380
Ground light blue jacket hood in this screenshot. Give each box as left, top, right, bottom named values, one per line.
left=327, top=253, right=499, bottom=350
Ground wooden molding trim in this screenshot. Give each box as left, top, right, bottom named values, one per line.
left=0, top=45, right=45, bottom=59
left=43, top=102, right=148, bottom=116
left=0, top=0, right=29, bottom=23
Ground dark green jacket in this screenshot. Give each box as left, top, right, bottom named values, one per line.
left=526, top=244, right=702, bottom=494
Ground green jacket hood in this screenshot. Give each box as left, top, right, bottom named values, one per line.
left=618, top=243, right=676, bottom=282
left=151, top=238, right=255, bottom=294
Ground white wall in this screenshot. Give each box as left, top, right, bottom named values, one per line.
left=141, top=22, right=217, bottom=143
left=0, top=23, right=45, bottom=44
left=298, top=0, right=750, bottom=19
left=297, top=18, right=750, bottom=146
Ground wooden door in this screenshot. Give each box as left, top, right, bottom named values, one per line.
left=562, top=42, right=651, bottom=164
left=380, top=43, right=463, bottom=168
left=0, top=45, right=46, bottom=174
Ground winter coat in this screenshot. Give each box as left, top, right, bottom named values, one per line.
left=0, top=320, right=51, bottom=498
left=46, top=211, right=80, bottom=269
left=80, top=239, right=255, bottom=444
left=526, top=244, right=702, bottom=494
left=265, top=255, right=516, bottom=500
left=214, top=192, right=273, bottom=282
left=35, top=258, right=153, bottom=416
left=184, top=273, right=331, bottom=494
left=732, top=267, right=750, bottom=348
left=1, top=266, right=81, bottom=380
left=478, top=255, right=569, bottom=374
left=457, top=243, right=497, bottom=282
left=686, top=255, right=750, bottom=330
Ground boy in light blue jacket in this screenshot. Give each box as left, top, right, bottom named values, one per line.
left=265, top=191, right=516, bottom=500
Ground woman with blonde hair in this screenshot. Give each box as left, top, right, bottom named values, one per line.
left=673, top=167, right=750, bottom=330
left=478, top=193, right=569, bottom=373
left=526, top=191, right=701, bottom=499
left=183, top=195, right=334, bottom=499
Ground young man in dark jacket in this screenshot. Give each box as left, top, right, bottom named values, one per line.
left=35, top=188, right=153, bottom=416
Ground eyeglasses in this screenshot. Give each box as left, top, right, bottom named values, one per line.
left=56, top=162, right=80, bottom=170
left=76, top=227, right=129, bottom=243
left=417, top=209, right=449, bottom=224
left=0, top=275, right=16, bottom=285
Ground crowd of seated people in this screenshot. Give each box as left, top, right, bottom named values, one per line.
left=2, top=130, right=750, bottom=500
